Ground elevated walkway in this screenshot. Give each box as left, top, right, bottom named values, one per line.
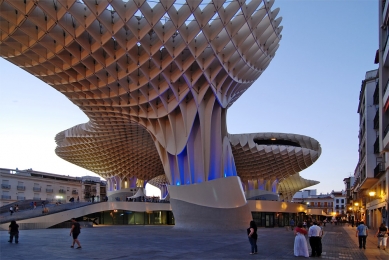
left=0, top=201, right=172, bottom=230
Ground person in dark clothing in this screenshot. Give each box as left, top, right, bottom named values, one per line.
left=8, top=220, right=19, bottom=243
left=247, top=220, right=258, bottom=255
left=70, top=218, right=82, bottom=249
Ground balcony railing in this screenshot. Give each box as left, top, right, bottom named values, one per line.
left=17, top=196, right=25, bottom=200
left=58, top=189, right=66, bottom=194
left=374, top=110, right=379, bottom=129
left=72, top=190, right=78, bottom=195
left=374, top=163, right=385, bottom=178
left=1, top=195, right=11, bottom=199
left=374, top=136, right=380, bottom=154
left=1, top=184, right=11, bottom=189
left=92, top=188, right=97, bottom=192
left=33, top=187, right=41, bottom=192
left=33, top=197, right=41, bottom=200
left=17, top=186, right=25, bottom=191
left=46, top=189, right=53, bottom=193
left=374, top=82, right=379, bottom=105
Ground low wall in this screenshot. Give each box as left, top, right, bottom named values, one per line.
left=0, top=202, right=171, bottom=231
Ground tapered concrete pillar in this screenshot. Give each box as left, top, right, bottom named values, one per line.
left=168, top=176, right=252, bottom=230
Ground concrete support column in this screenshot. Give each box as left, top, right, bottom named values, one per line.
left=168, top=176, right=252, bottom=230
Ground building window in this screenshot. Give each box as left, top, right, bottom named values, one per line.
left=336, top=199, right=339, bottom=203
left=341, top=199, right=344, bottom=203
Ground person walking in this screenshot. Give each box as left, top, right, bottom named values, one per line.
left=8, top=220, right=19, bottom=243
left=30, top=201, right=34, bottom=210
left=70, top=218, right=82, bottom=249
left=247, top=220, right=258, bottom=255
left=356, top=221, right=368, bottom=249
left=9, top=206, right=14, bottom=216
left=375, top=223, right=388, bottom=250
left=294, top=222, right=309, bottom=257
left=308, top=221, right=322, bottom=257
left=289, top=218, right=295, bottom=231
left=33, top=202, right=37, bottom=209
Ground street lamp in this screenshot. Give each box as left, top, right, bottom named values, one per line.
left=369, top=191, right=376, bottom=197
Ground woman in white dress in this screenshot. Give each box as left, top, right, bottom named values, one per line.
left=294, top=222, right=309, bottom=257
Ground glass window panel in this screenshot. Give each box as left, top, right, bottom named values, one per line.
left=134, top=212, right=145, bottom=225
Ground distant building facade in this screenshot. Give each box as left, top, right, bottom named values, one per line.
left=0, top=168, right=106, bottom=207
left=292, top=189, right=345, bottom=217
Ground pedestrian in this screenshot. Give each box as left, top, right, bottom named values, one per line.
left=8, top=220, right=19, bottom=243
left=294, top=222, right=309, bottom=257
left=33, top=202, right=36, bottom=209
left=247, top=220, right=258, bottom=255
left=375, top=223, right=388, bottom=250
left=9, top=206, right=14, bottom=215
left=15, top=204, right=19, bottom=212
left=30, top=201, right=34, bottom=210
left=41, top=201, right=45, bottom=208
left=70, top=218, right=82, bottom=249
left=308, top=221, right=322, bottom=257
left=77, top=196, right=79, bottom=203
left=289, top=218, right=295, bottom=231
left=356, top=221, right=368, bottom=249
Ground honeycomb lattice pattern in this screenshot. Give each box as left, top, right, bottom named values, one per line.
left=0, top=0, right=283, bottom=183
left=55, top=122, right=164, bottom=180
left=277, top=173, right=319, bottom=202
left=229, top=132, right=321, bottom=184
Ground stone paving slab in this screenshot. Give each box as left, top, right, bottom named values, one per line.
left=0, top=223, right=386, bottom=259
left=342, top=224, right=389, bottom=260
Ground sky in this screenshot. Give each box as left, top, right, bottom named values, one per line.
left=0, top=0, right=378, bottom=196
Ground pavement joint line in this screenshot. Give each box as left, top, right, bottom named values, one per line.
left=0, top=223, right=388, bottom=259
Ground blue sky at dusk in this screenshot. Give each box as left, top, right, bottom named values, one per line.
left=0, top=0, right=378, bottom=194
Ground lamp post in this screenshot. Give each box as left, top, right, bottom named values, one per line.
left=349, top=206, right=354, bottom=226
left=354, top=202, right=360, bottom=223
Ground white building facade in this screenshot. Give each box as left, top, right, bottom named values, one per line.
left=0, top=168, right=106, bottom=207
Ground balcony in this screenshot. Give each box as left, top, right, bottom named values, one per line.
left=17, top=186, right=25, bottom=191
left=374, top=136, right=380, bottom=154
left=374, top=83, right=379, bottom=105
left=374, top=110, right=379, bottom=129
left=17, top=196, right=25, bottom=200
left=374, top=163, right=385, bottom=178
left=384, top=0, right=389, bottom=25
left=383, top=125, right=389, bottom=150
left=33, top=187, right=41, bottom=192
left=58, top=189, right=66, bottom=194
left=46, top=188, right=53, bottom=193
left=1, top=195, right=11, bottom=199
left=384, top=33, right=389, bottom=66
left=72, top=190, right=78, bottom=195
left=1, top=184, right=11, bottom=189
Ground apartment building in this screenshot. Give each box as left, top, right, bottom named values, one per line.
left=353, top=69, right=384, bottom=226
left=0, top=168, right=106, bottom=207
left=361, top=0, right=389, bottom=229
left=293, top=189, right=337, bottom=216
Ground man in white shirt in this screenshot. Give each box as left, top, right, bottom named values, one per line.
left=308, top=222, right=322, bottom=257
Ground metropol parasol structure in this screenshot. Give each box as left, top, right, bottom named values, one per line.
left=0, top=0, right=321, bottom=228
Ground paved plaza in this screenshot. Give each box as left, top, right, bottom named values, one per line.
left=0, top=223, right=388, bottom=259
